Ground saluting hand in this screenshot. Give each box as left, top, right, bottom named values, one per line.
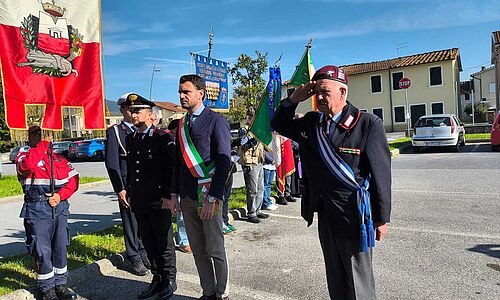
left=375, top=222, right=388, bottom=241
left=46, top=192, right=61, bottom=207
left=199, top=199, right=218, bottom=220
left=289, top=81, right=316, bottom=104
left=118, top=190, right=130, bottom=208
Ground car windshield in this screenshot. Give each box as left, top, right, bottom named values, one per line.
left=416, top=117, right=450, bottom=127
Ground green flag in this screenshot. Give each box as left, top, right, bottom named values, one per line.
left=289, top=47, right=314, bottom=86
left=249, top=67, right=282, bottom=147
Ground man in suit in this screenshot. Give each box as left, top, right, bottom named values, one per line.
left=272, top=65, right=391, bottom=300
left=126, top=94, right=177, bottom=300
left=105, top=93, right=148, bottom=276
left=167, top=74, right=231, bottom=300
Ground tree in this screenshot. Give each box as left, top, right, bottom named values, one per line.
left=227, top=51, right=269, bottom=122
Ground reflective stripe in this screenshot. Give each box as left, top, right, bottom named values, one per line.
left=53, top=266, right=67, bottom=274
left=37, top=270, right=54, bottom=280
left=67, top=169, right=79, bottom=179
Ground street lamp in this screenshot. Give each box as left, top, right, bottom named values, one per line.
left=149, top=64, right=160, bottom=100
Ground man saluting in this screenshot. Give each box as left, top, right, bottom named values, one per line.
left=272, top=65, right=391, bottom=300
left=16, top=125, right=79, bottom=300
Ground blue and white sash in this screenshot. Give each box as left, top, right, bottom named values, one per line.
left=315, top=113, right=375, bottom=252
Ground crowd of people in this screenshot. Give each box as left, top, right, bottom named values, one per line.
left=16, top=66, right=392, bottom=300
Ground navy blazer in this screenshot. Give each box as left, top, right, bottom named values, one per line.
left=105, top=122, right=133, bottom=193
left=272, top=100, right=391, bottom=236
left=171, top=108, right=231, bottom=201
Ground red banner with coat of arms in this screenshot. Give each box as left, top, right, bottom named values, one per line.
left=0, top=0, right=104, bottom=130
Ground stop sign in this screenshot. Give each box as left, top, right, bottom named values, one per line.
left=399, top=77, right=411, bottom=89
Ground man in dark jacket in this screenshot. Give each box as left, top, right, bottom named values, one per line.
left=105, top=93, right=148, bottom=276
left=272, top=65, right=391, bottom=300
left=167, top=74, right=231, bottom=300
left=126, top=94, right=177, bottom=300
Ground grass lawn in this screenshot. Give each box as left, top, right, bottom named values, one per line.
left=388, top=137, right=411, bottom=151
left=0, top=187, right=246, bottom=296
left=0, top=225, right=125, bottom=296
left=465, top=133, right=490, bottom=141
left=0, top=176, right=107, bottom=198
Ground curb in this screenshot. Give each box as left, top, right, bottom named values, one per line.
left=0, top=253, right=126, bottom=300
left=0, top=180, right=110, bottom=205
left=390, top=143, right=412, bottom=158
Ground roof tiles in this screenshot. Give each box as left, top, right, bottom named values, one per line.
left=341, top=48, right=460, bottom=76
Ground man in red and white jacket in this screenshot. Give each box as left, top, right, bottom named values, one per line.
left=16, top=125, right=79, bottom=300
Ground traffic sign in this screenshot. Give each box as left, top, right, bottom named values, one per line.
left=399, top=77, right=411, bottom=89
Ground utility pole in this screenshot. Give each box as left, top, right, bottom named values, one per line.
left=149, top=64, right=160, bottom=100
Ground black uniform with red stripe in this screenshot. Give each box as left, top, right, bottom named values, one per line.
left=125, top=126, right=177, bottom=283
left=272, top=99, right=391, bottom=299
left=272, top=100, right=391, bottom=234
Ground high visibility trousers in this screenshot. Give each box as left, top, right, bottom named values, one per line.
left=24, top=215, right=69, bottom=292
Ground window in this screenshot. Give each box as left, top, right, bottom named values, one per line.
left=410, top=104, right=426, bottom=127
left=464, top=93, right=470, bottom=101
left=431, top=102, right=444, bottom=114
left=416, top=117, right=450, bottom=127
left=429, top=66, right=442, bottom=86
left=373, top=108, right=383, bottom=121
left=394, top=106, right=405, bottom=123
left=489, top=83, right=496, bottom=94
left=371, top=75, right=382, bottom=93
left=392, top=72, right=403, bottom=90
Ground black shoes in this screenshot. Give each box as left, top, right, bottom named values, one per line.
left=138, top=275, right=162, bottom=299
left=42, top=288, right=58, bottom=300
left=257, top=212, right=269, bottom=219
left=286, top=195, right=297, bottom=203
left=276, top=196, right=288, bottom=205
left=131, top=258, right=149, bottom=276
left=55, top=284, right=78, bottom=300
left=247, top=216, right=261, bottom=223
left=199, top=294, right=217, bottom=300
left=158, top=280, right=177, bottom=300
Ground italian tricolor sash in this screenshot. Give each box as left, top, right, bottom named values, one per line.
left=178, top=116, right=217, bottom=211
left=315, top=113, right=375, bottom=253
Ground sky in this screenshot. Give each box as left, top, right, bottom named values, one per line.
left=101, top=0, right=500, bottom=105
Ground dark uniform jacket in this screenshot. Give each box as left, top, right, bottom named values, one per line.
left=272, top=100, right=391, bottom=236
left=126, top=126, right=175, bottom=213
left=105, top=122, right=134, bottom=194
left=171, top=108, right=231, bottom=201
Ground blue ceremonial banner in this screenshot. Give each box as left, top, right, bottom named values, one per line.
left=194, top=54, right=229, bottom=111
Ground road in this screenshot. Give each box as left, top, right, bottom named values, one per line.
left=2, top=144, right=500, bottom=299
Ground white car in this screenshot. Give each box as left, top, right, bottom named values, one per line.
left=411, top=114, right=465, bottom=152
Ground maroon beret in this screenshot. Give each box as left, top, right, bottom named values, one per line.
left=312, top=65, right=348, bottom=85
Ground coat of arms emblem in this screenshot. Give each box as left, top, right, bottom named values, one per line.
left=17, top=0, right=83, bottom=77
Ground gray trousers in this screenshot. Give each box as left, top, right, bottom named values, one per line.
left=318, top=212, right=376, bottom=300
left=181, top=197, right=229, bottom=298
left=242, top=164, right=264, bottom=217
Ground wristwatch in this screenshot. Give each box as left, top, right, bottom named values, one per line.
left=206, top=195, right=216, bottom=203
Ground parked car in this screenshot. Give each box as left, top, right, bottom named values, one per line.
left=52, top=141, right=71, bottom=158
left=68, top=141, right=84, bottom=161
left=9, top=146, right=30, bottom=163
left=75, top=139, right=105, bottom=161
left=412, top=114, right=465, bottom=152
left=491, top=112, right=500, bottom=151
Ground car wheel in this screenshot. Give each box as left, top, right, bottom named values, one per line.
left=413, top=146, right=420, bottom=153
left=492, top=145, right=500, bottom=152
left=451, top=141, right=460, bottom=152
left=460, top=134, right=466, bottom=146
left=94, top=151, right=104, bottom=160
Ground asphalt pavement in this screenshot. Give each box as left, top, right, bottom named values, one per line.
left=1, top=143, right=500, bottom=299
